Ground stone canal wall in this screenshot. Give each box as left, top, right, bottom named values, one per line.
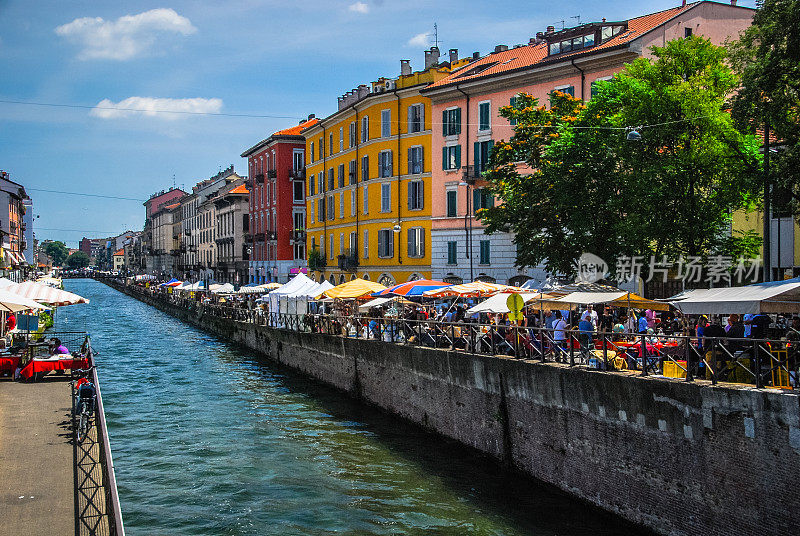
left=107, top=279, right=799, bottom=536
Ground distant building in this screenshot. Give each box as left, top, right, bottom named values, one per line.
left=241, top=118, right=317, bottom=283
left=0, top=170, right=31, bottom=281
left=112, top=248, right=125, bottom=272
left=211, top=177, right=249, bottom=284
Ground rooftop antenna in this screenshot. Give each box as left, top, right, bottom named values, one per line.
left=172, top=174, right=176, bottom=189
left=555, top=19, right=565, bottom=30
left=434, top=22, right=439, bottom=48
left=571, top=15, right=581, bottom=26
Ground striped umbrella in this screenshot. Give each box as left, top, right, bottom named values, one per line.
left=422, top=281, right=524, bottom=299
left=5, top=281, right=89, bottom=306
left=373, top=279, right=452, bottom=298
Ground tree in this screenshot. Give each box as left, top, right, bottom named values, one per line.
left=729, top=0, right=800, bottom=223
left=44, top=241, right=69, bottom=266
left=65, top=251, right=90, bottom=269
left=480, top=36, right=762, bottom=276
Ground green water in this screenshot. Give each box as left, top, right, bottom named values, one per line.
left=58, top=279, right=639, bottom=535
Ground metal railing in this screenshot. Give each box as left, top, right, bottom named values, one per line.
left=113, top=280, right=800, bottom=391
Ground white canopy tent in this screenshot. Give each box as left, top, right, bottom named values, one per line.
left=268, top=273, right=320, bottom=315
left=466, top=292, right=544, bottom=315
left=211, top=283, right=236, bottom=294
left=667, top=277, right=800, bottom=315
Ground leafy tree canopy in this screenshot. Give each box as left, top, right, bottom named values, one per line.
left=480, top=36, right=762, bottom=276
left=65, top=251, right=90, bottom=269
left=729, top=0, right=800, bottom=222
left=44, top=241, right=69, bottom=266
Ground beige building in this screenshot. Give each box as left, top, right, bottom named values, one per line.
left=213, top=177, right=250, bottom=284
left=150, top=201, right=182, bottom=276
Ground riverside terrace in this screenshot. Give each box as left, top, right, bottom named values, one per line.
left=124, top=280, right=799, bottom=391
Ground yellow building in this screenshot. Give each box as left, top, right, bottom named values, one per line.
left=303, top=51, right=463, bottom=287
left=733, top=209, right=800, bottom=281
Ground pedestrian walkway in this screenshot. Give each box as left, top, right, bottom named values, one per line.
left=0, top=378, right=75, bottom=536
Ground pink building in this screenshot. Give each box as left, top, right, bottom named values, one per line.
left=421, top=0, right=754, bottom=285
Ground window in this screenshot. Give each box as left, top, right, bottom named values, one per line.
left=442, top=145, right=461, bottom=170
left=338, top=163, right=345, bottom=188
left=380, top=183, right=391, bottom=212
left=442, top=108, right=461, bottom=136
left=339, top=234, right=344, bottom=257
left=293, top=181, right=304, bottom=202
left=327, top=195, right=335, bottom=220
left=310, top=142, right=315, bottom=162
left=381, top=109, right=391, bottom=138
left=361, top=155, right=369, bottom=181
left=408, top=146, right=424, bottom=175
left=407, top=227, right=425, bottom=258
left=684, top=27, right=692, bottom=38
left=446, top=190, right=457, bottom=217
left=339, top=192, right=344, bottom=218
left=478, top=102, right=490, bottom=131
left=408, top=180, right=423, bottom=210
left=329, top=133, right=334, bottom=155
left=328, top=168, right=335, bottom=191
left=318, top=172, right=324, bottom=194
left=379, top=150, right=393, bottom=178
left=350, top=188, right=356, bottom=216
left=349, top=122, right=356, bottom=147
left=554, top=85, right=575, bottom=97
left=309, top=175, right=315, bottom=196
left=583, top=33, right=595, bottom=48
left=447, top=241, right=457, bottom=264
left=509, top=96, right=518, bottom=126
left=408, top=104, right=424, bottom=133
left=473, top=188, right=494, bottom=213
left=293, top=149, right=304, bottom=170
left=591, top=76, right=612, bottom=99
left=361, top=115, right=369, bottom=142
left=549, top=42, right=560, bottom=55
left=349, top=231, right=356, bottom=252
left=378, top=229, right=393, bottom=258
left=319, top=137, right=324, bottom=158
left=339, top=127, right=343, bottom=152
left=363, top=185, right=369, bottom=214
left=479, top=240, right=490, bottom=264
left=474, top=140, right=493, bottom=173
left=348, top=160, right=357, bottom=185
left=363, top=229, right=369, bottom=258
left=330, top=234, right=334, bottom=259
left=294, top=211, right=305, bottom=232
left=317, top=198, right=325, bottom=221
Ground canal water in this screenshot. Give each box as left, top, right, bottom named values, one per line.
left=57, top=279, right=638, bottom=535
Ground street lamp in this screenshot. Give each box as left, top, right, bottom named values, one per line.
left=459, top=174, right=476, bottom=282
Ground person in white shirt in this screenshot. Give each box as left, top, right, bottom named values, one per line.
left=581, top=305, right=598, bottom=330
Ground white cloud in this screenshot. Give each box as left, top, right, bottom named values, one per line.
left=90, top=97, right=223, bottom=120
left=55, top=8, right=196, bottom=60
left=348, top=2, right=369, bottom=14
left=407, top=32, right=429, bottom=48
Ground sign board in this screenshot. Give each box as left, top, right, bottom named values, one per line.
left=506, top=294, right=525, bottom=322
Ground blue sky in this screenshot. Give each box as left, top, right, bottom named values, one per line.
left=0, top=0, right=756, bottom=247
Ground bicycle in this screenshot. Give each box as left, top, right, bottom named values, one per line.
left=72, top=368, right=96, bottom=443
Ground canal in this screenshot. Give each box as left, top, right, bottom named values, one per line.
left=58, top=279, right=640, bottom=535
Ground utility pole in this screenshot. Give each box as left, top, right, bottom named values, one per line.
left=763, top=120, right=771, bottom=282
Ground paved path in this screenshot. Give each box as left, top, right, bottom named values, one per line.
left=0, top=377, right=75, bottom=536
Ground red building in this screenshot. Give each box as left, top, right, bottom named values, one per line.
left=241, top=115, right=318, bottom=283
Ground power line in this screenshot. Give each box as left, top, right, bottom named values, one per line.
left=26, top=188, right=146, bottom=202
left=36, top=227, right=126, bottom=233
left=0, top=99, right=305, bottom=120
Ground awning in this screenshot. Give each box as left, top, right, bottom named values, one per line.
left=317, top=278, right=387, bottom=300
left=423, top=281, right=525, bottom=298
left=667, top=277, right=800, bottom=315
left=3, top=281, right=89, bottom=306
left=549, top=291, right=670, bottom=311
left=467, top=292, right=554, bottom=314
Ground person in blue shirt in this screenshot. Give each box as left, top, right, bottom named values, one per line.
left=638, top=313, right=649, bottom=333
left=578, top=317, right=594, bottom=353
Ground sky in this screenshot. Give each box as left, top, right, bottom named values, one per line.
left=0, top=0, right=757, bottom=247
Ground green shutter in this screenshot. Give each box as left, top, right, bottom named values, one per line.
left=473, top=188, right=480, bottom=213
left=442, top=147, right=448, bottom=170
left=474, top=141, right=480, bottom=173
left=455, top=108, right=461, bottom=134
left=510, top=96, right=517, bottom=126
left=442, top=110, right=448, bottom=136
left=455, top=144, right=461, bottom=169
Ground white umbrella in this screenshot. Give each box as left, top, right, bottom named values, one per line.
left=212, top=283, right=235, bottom=294
left=4, top=281, right=89, bottom=306
left=0, top=289, right=50, bottom=312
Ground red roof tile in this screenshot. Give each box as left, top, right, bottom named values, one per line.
left=426, top=3, right=694, bottom=90
left=275, top=117, right=319, bottom=136
left=229, top=184, right=249, bottom=195
left=113, top=249, right=124, bottom=256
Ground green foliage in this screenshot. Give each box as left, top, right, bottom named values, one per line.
left=480, top=36, right=762, bottom=276
left=65, top=251, right=90, bottom=269
left=38, top=311, right=54, bottom=329
left=44, top=241, right=69, bottom=266
left=308, top=247, right=326, bottom=272
left=729, top=0, right=800, bottom=223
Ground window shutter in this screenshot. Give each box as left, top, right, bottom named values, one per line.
left=473, top=188, right=481, bottom=213
left=388, top=151, right=393, bottom=176
left=408, top=147, right=413, bottom=176
left=419, top=104, right=425, bottom=130
left=474, top=141, right=480, bottom=172
left=407, top=106, right=413, bottom=134
left=407, top=228, right=414, bottom=257
left=407, top=181, right=413, bottom=210
left=455, top=108, right=461, bottom=134
left=419, top=147, right=424, bottom=173
left=417, top=181, right=424, bottom=209
left=455, top=144, right=461, bottom=169
left=442, top=147, right=448, bottom=170
left=419, top=228, right=425, bottom=256
left=442, top=110, right=447, bottom=136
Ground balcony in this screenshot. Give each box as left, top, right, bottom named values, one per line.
left=292, top=229, right=306, bottom=242
left=308, top=255, right=326, bottom=272
left=254, top=233, right=265, bottom=242
left=265, top=231, right=276, bottom=241
left=337, top=249, right=359, bottom=272
left=289, top=167, right=306, bottom=180
left=254, top=173, right=265, bottom=183
left=462, top=165, right=480, bottom=184
left=266, top=169, right=277, bottom=179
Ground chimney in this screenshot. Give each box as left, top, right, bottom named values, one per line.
left=730, top=0, right=737, bottom=4
left=681, top=0, right=686, bottom=6
left=424, top=46, right=440, bottom=69
left=308, top=113, right=315, bottom=121
left=494, top=44, right=509, bottom=53
left=472, top=51, right=480, bottom=60
left=400, top=59, right=412, bottom=76
left=546, top=25, right=555, bottom=34
left=449, top=48, right=458, bottom=65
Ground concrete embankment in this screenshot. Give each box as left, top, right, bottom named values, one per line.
left=105, top=279, right=799, bottom=536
